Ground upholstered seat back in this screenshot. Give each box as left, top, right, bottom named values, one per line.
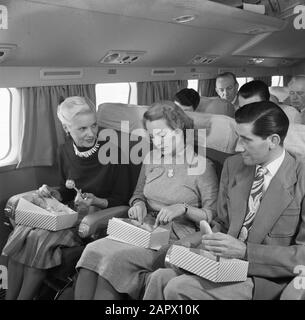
left=97, top=103, right=238, bottom=154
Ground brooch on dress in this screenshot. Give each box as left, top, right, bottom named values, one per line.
left=167, top=169, right=174, bottom=178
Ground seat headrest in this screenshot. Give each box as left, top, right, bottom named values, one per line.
left=184, top=112, right=237, bottom=153
left=97, top=102, right=148, bottom=133
left=97, top=102, right=237, bottom=154
left=284, top=123, right=305, bottom=156
left=196, top=96, right=235, bottom=118
left=269, top=86, right=289, bottom=103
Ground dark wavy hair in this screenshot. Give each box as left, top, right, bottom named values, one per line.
left=238, top=80, right=270, bottom=101
left=235, top=101, right=289, bottom=145
left=174, top=88, right=200, bottom=111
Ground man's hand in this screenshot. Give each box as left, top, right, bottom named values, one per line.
left=201, top=232, right=247, bottom=259
left=128, top=201, right=147, bottom=224
left=154, top=204, right=185, bottom=227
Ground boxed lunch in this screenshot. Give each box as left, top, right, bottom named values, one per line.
left=106, top=217, right=170, bottom=250
left=15, top=195, right=78, bottom=231
left=165, top=245, right=249, bottom=282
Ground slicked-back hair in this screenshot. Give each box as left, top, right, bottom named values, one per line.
left=238, top=80, right=270, bottom=101
left=235, top=101, right=289, bottom=145
left=216, top=72, right=238, bottom=85
left=174, top=88, right=200, bottom=111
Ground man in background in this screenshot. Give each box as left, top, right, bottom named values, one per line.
left=285, top=75, right=305, bottom=124
left=215, top=72, right=239, bottom=110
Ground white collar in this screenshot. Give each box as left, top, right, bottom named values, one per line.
left=258, top=149, right=285, bottom=178
left=232, top=95, right=238, bottom=105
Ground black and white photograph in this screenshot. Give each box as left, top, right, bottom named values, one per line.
left=1, top=0, right=305, bottom=308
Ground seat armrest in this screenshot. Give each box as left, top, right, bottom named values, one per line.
left=280, top=276, right=305, bottom=300
left=78, top=205, right=129, bottom=238
left=4, top=190, right=38, bottom=220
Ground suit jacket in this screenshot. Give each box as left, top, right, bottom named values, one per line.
left=196, top=97, right=235, bottom=118
left=212, top=152, right=305, bottom=299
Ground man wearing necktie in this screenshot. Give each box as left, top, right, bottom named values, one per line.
left=143, top=101, right=305, bottom=300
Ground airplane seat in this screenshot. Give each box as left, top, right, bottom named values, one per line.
left=196, top=96, right=235, bottom=118
left=284, top=123, right=305, bottom=157
left=280, top=104, right=303, bottom=124
left=98, top=102, right=238, bottom=154
left=97, top=102, right=148, bottom=133
left=2, top=108, right=144, bottom=299
left=269, top=86, right=289, bottom=104
left=187, top=111, right=238, bottom=154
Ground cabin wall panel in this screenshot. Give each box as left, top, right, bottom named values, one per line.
left=0, top=66, right=293, bottom=88
left=293, top=61, right=305, bottom=74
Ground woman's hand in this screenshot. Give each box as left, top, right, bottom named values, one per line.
left=128, top=201, right=147, bottom=224
left=74, top=192, right=96, bottom=207
left=38, top=184, right=62, bottom=201
left=154, top=204, right=185, bottom=227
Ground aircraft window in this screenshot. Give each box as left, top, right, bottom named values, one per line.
left=0, top=88, right=20, bottom=167
left=0, top=88, right=11, bottom=161
left=271, top=76, right=284, bottom=87
left=96, top=82, right=137, bottom=106
left=188, top=79, right=198, bottom=91
left=237, top=77, right=254, bottom=87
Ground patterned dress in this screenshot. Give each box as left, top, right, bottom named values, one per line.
left=76, top=146, right=219, bottom=299
left=2, top=138, right=130, bottom=269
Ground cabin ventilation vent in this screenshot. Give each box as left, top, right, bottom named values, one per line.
left=107, top=69, right=117, bottom=75
left=0, top=44, right=17, bottom=63
left=100, top=50, right=146, bottom=65
left=151, top=68, right=176, bottom=76
left=218, top=68, right=234, bottom=74
left=189, top=55, right=219, bottom=65
left=40, top=68, right=83, bottom=80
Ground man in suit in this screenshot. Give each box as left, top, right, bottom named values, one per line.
left=215, top=72, right=239, bottom=110
left=143, top=101, right=305, bottom=300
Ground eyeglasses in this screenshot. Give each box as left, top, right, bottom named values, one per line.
left=289, top=90, right=305, bottom=96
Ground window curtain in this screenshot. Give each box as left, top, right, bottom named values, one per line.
left=253, top=76, right=272, bottom=87
left=198, top=78, right=217, bottom=97
left=17, top=84, right=96, bottom=168
left=283, top=75, right=292, bottom=87
left=137, top=80, right=187, bottom=106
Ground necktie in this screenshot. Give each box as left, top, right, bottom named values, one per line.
left=238, top=166, right=268, bottom=242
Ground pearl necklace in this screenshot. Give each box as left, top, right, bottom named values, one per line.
left=73, top=140, right=100, bottom=158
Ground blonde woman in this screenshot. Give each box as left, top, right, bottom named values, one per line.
left=3, top=96, right=130, bottom=300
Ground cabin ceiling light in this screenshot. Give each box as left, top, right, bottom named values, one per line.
left=0, top=44, right=17, bottom=63
left=100, top=50, right=146, bottom=65
left=247, top=57, right=265, bottom=64
left=173, top=15, right=195, bottom=23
